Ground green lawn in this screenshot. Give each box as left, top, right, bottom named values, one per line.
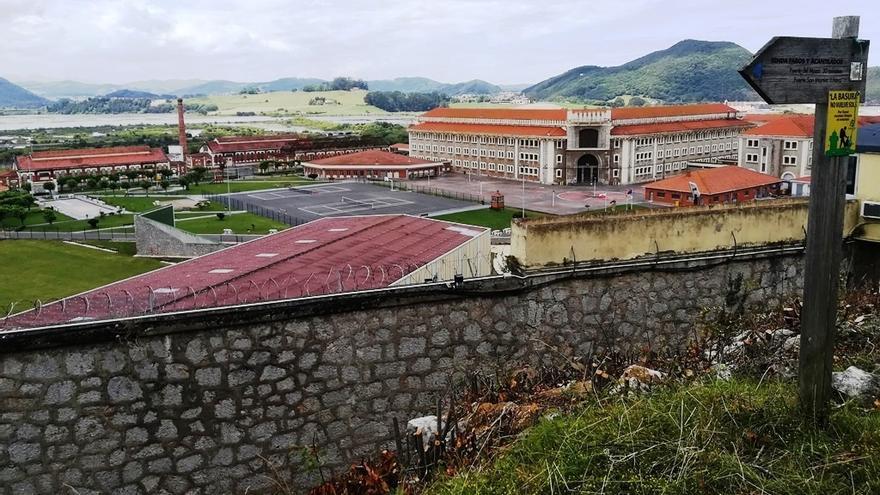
left=25, top=214, right=136, bottom=232
left=96, top=196, right=165, bottom=212
left=78, top=240, right=138, bottom=256
left=174, top=213, right=288, bottom=234
left=0, top=240, right=164, bottom=309
left=186, top=89, right=386, bottom=116
left=434, top=208, right=547, bottom=230
left=0, top=209, right=75, bottom=229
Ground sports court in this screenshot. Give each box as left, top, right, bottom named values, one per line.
left=218, top=182, right=478, bottom=223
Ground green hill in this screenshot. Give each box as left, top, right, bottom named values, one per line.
left=0, top=77, right=49, bottom=108
left=524, top=39, right=758, bottom=103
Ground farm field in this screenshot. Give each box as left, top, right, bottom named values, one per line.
left=186, top=90, right=386, bottom=116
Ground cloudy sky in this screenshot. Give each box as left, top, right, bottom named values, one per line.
left=2, top=0, right=877, bottom=84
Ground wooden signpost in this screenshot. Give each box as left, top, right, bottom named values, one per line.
left=739, top=16, right=870, bottom=424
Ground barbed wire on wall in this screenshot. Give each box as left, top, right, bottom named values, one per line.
left=1, top=254, right=497, bottom=331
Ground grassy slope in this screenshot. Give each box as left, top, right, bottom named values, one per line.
left=0, top=240, right=163, bottom=308
left=185, top=89, right=386, bottom=116
left=429, top=378, right=880, bottom=495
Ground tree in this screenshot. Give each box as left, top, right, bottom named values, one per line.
left=21, top=182, right=31, bottom=192
left=140, top=180, right=152, bottom=191
left=178, top=177, right=190, bottom=190
left=43, top=181, right=56, bottom=193
left=87, top=218, right=99, bottom=229
left=159, top=169, right=174, bottom=178
left=610, top=97, right=625, bottom=107
left=5, top=206, right=28, bottom=226
left=216, top=212, right=226, bottom=221
left=190, top=167, right=208, bottom=185
left=258, top=161, right=271, bottom=174
left=629, top=96, right=647, bottom=107
left=160, top=180, right=170, bottom=192
left=65, top=177, right=79, bottom=192
left=86, top=177, right=98, bottom=190
left=42, top=209, right=57, bottom=225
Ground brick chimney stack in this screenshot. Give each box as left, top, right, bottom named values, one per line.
left=177, top=98, right=187, bottom=160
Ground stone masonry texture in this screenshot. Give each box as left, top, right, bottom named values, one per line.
left=0, top=253, right=804, bottom=494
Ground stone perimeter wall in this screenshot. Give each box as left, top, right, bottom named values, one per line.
left=0, top=253, right=804, bottom=494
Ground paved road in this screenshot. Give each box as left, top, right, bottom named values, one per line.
left=421, top=174, right=660, bottom=215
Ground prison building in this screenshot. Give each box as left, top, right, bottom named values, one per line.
left=643, top=166, right=782, bottom=206
left=407, top=104, right=755, bottom=186
left=302, top=149, right=445, bottom=181
left=14, top=145, right=170, bottom=191
left=738, top=114, right=815, bottom=181
left=200, top=135, right=379, bottom=169
left=5, top=215, right=490, bottom=330
left=738, top=114, right=880, bottom=183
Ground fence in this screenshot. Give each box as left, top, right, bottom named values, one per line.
left=205, top=194, right=309, bottom=227
left=0, top=225, right=136, bottom=241
left=366, top=179, right=483, bottom=204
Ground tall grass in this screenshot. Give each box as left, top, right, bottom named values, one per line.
left=429, top=378, right=880, bottom=494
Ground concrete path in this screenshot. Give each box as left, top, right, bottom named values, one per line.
left=40, top=196, right=118, bottom=220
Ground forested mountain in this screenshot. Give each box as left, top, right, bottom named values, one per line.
left=367, top=78, right=501, bottom=95
left=525, top=40, right=759, bottom=103
left=0, top=77, right=50, bottom=108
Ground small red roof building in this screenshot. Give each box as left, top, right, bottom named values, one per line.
left=644, top=166, right=782, bottom=206
left=304, top=149, right=446, bottom=180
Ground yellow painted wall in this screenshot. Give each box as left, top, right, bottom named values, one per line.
left=853, top=152, right=880, bottom=242
left=512, top=199, right=862, bottom=267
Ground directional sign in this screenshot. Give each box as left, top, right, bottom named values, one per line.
left=739, top=36, right=870, bottom=104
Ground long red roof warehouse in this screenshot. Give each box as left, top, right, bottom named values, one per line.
left=16, top=146, right=168, bottom=171
left=610, top=103, right=738, bottom=121
left=3, top=215, right=487, bottom=329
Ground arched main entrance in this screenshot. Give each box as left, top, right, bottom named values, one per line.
left=576, top=154, right=599, bottom=184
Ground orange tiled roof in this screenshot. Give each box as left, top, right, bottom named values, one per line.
left=421, top=107, right=568, bottom=121
left=612, top=119, right=753, bottom=136
left=611, top=103, right=737, bottom=120
left=742, top=115, right=814, bottom=137
left=308, top=149, right=437, bottom=166
left=389, top=143, right=410, bottom=149
left=644, top=166, right=781, bottom=195
left=410, top=122, right=566, bottom=137
left=16, top=146, right=169, bottom=172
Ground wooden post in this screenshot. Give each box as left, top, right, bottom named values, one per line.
left=798, top=16, right=860, bottom=424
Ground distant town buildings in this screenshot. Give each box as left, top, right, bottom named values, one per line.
left=643, top=165, right=781, bottom=206
left=14, top=145, right=170, bottom=191
left=408, top=104, right=753, bottom=186
left=302, top=149, right=445, bottom=181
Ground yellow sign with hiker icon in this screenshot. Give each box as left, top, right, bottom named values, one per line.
left=825, top=90, right=859, bottom=157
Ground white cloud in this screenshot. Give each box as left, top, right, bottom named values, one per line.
left=0, top=0, right=876, bottom=84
